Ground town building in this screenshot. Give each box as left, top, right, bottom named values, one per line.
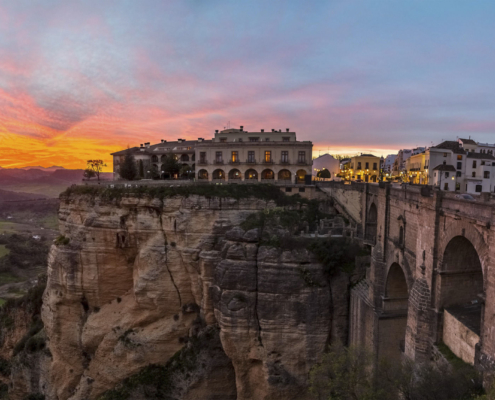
left=195, top=126, right=313, bottom=183
left=392, top=147, right=425, bottom=176
left=312, top=154, right=340, bottom=178
left=111, top=126, right=313, bottom=184
left=346, top=154, right=381, bottom=182
left=112, top=139, right=201, bottom=180
left=382, top=154, right=397, bottom=174
left=405, top=138, right=495, bottom=193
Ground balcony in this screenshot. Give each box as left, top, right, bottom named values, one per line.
left=296, top=160, right=308, bottom=165
left=280, top=159, right=290, bottom=165
left=263, top=160, right=274, bottom=165
left=229, top=160, right=240, bottom=165
left=197, top=160, right=208, bottom=166
left=214, top=160, right=224, bottom=165
left=246, top=159, right=257, bottom=164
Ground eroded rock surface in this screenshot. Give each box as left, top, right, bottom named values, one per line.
left=39, top=193, right=359, bottom=399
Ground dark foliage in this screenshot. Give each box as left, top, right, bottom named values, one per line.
left=309, top=238, right=365, bottom=276
left=119, top=151, right=138, bottom=181
left=0, top=234, right=50, bottom=271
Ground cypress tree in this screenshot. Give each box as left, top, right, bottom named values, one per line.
left=120, top=150, right=138, bottom=181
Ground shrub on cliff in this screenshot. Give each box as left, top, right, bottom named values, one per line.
left=309, top=343, right=484, bottom=400
left=61, top=183, right=310, bottom=208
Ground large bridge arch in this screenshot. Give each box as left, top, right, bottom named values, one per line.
left=436, top=233, right=485, bottom=364
left=378, top=262, right=409, bottom=362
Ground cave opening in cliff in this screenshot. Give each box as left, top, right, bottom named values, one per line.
left=437, top=236, right=484, bottom=364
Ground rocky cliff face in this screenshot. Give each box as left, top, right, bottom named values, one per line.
left=37, top=191, right=363, bottom=400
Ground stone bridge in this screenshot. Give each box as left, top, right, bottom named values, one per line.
left=318, top=182, right=495, bottom=370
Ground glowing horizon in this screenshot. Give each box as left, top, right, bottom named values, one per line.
left=1, top=1, right=495, bottom=171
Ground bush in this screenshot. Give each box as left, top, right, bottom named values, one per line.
left=54, top=235, right=70, bottom=246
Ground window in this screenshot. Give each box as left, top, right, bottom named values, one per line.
left=265, top=138, right=270, bottom=141
left=200, top=152, right=206, bottom=163
left=443, top=153, right=447, bottom=157
left=456, top=171, right=461, bottom=177
left=457, top=162, right=462, bottom=170
left=444, top=183, right=449, bottom=191
left=285, top=187, right=292, bottom=192
left=299, top=187, right=305, bottom=193
left=445, top=172, right=449, bottom=178
left=476, top=185, right=482, bottom=192
left=457, top=155, right=462, bottom=160
left=481, top=161, right=486, bottom=166
left=265, top=151, right=272, bottom=163
left=484, top=171, right=490, bottom=179
left=298, top=151, right=306, bottom=163
left=472, top=172, right=476, bottom=177
left=282, top=137, right=290, bottom=142
left=215, top=151, right=223, bottom=162
left=365, top=162, right=369, bottom=169
left=473, top=160, right=477, bottom=168
left=231, top=151, right=238, bottom=162
left=220, top=138, right=227, bottom=143
left=373, top=163, right=377, bottom=170
left=249, top=137, right=259, bottom=142
left=281, top=151, right=288, bottom=163
left=248, top=151, right=255, bottom=163
left=357, top=162, right=362, bottom=170
left=399, top=226, right=404, bottom=246
left=238, top=138, right=243, bottom=142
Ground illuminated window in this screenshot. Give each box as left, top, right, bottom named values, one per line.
left=231, top=151, right=238, bottom=162
left=265, top=151, right=272, bottom=162
left=457, top=155, right=462, bottom=160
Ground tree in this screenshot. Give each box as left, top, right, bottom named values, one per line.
left=83, top=168, right=96, bottom=180
left=86, top=160, right=107, bottom=182
left=180, top=164, right=194, bottom=178
left=317, top=169, right=331, bottom=179
left=150, top=164, right=160, bottom=179
left=119, top=149, right=138, bottom=181
left=161, top=156, right=180, bottom=179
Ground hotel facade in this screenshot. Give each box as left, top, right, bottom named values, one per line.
left=111, top=126, right=313, bottom=184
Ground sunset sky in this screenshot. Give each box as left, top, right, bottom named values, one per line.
left=1, top=1, right=495, bottom=170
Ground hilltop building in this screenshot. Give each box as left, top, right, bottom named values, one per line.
left=345, top=154, right=381, bottom=182
left=312, top=154, right=340, bottom=178
left=405, top=138, right=495, bottom=193
left=383, top=154, right=397, bottom=174
left=111, top=126, right=313, bottom=184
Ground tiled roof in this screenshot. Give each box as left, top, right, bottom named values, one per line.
left=466, top=152, right=495, bottom=160
left=433, top=141, right=466, bottom=155
left=359, top=154, right=377, bottom=157
left=459, top=138, right=477, bottom=145
left=111, top=147, right=140, bottom=156
left=433, top=164, right=456, bottom=172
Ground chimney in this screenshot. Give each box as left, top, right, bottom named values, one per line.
left=279, top=129, right=281, bottom=132
left=271, top=129, right=275, bottom=132
left=286, top=128, right=289, bottom=132
left=198, top=138, right=204, bottom=142
left=215, top=130, right=219, bottom=133
left=161, top=139, right=167, bottom=143
left=240, top=125, right=243, bottom=131
left=140, top=144, right=145, bottom=151
left=261, top=129, right=264, bottom=133
left=145, top=142, right=150, bottom=148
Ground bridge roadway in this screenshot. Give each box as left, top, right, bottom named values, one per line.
left=317, top=181, right=495, bottom=370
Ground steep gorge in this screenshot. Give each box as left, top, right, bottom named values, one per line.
left=15, top=187, right=366, bottom=399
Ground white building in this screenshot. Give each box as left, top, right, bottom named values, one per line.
left=405, top=139, right=495, bottom=194
left=383, top=154, right=397, bottom=174
left=312, top=154, right=340, bottom=178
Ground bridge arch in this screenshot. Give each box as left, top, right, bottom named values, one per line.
left=436, top=235, right=484, bottom=364
left=379, top=262, right=409, bottom=362
left=366, top=203, right=377, bottom=243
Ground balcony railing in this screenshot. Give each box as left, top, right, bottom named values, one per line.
left=229, top=160, right=240, bottom=165
left=197, top=160, right=208, bottom=165
left=280, top=159, right=290, bottom=164
left=246, top=159, right=257, bottom=164
left=214, top=160, right=224, bottom=165
left=263, top=160, right=274, bottom=164
left=296, top=160, right=308, bottom=165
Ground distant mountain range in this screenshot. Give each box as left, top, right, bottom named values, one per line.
left=0, top=168, right=113, bottom=198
